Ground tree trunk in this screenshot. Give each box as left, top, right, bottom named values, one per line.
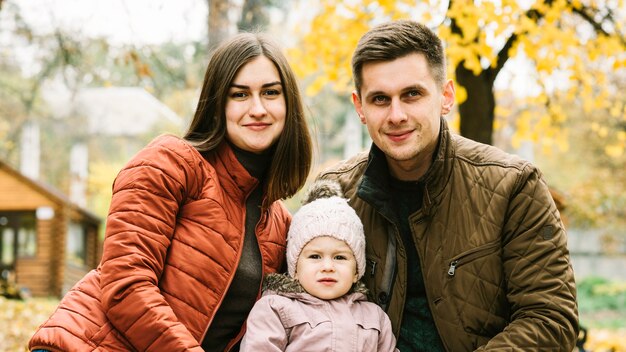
left=456, top=65, right=495, bottom=145
left=208, top=0, right=233, bottom=51
left=238, top=0, right=269, bottom=32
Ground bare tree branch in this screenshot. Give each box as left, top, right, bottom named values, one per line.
left=489, top=33, right=517, bottom=85
left=569, top=2, right=626, bottom=45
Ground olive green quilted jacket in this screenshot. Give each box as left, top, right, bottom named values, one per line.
left=318, top=119, right=578, bottom=351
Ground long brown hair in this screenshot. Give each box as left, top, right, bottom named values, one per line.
left=184, top=33, right=312, bottom=206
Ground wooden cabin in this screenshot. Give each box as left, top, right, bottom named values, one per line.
left=0, top=159, right=101, bottom=298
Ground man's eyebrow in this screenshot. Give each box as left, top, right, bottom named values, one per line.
left=364, top=90, right=387, bottom=100
left=402, top=84, right=426, bottom=93
left=230, top=81, right=282, bottom=89
left=364, top=84, right=427, bottom=100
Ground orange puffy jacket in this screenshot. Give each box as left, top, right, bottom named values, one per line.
left=29, top=135, right=289, bottom=351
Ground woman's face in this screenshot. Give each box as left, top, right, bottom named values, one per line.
left=225, top=55, right=286, bottom=154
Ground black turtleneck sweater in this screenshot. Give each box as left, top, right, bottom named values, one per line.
left=389, top=178, right=444, bottom=352
left=201, top=143, right=272, bottom=351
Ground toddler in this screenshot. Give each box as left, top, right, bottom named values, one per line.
left=240, top=180, right=398, bottom=351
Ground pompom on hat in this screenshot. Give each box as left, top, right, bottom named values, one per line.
left=287, top=180, right=366, bottom=279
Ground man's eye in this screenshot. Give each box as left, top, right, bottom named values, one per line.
left=406, top=90, right=421, bottom=98
left=372, top=96, right=388, bottom=104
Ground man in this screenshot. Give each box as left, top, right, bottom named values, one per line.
left=318, top=20, right=578, bottom=351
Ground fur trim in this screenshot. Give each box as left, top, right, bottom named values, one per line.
left=263, top=273, right=369, bottom=295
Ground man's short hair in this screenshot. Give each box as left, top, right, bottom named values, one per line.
left=351, top=20, right=446, bottom=95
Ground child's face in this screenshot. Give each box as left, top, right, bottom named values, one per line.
left=295, top=236, right=358, bottom=300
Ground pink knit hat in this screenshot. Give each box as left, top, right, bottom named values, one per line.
left=287, top=180, right=366, bottom=279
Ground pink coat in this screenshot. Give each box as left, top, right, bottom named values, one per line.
left=240, top=274, right=398, bottom=352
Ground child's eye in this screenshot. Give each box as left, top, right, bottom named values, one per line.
left=308, top=254, right=321, bottom=259
left=335, top=255, right=347, bottom=260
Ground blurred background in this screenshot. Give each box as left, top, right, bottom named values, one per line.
left=0, top=0, right=624, bottom=350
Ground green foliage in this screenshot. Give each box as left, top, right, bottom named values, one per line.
left=0, top=68, right=30, bottom=165
left=577, top=276, right=626, bottom=329
left=105, top=41, right=208, bottom=99
left=305, top=88, right=355, bottom=162
left=578, top=277, right=626, bottom=312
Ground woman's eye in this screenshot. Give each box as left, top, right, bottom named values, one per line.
left=263, top=89, right=281, bottom=96
left=231, top=91, right=247, bottom=98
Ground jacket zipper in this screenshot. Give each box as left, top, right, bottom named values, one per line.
left=202, top=181, right=261, bottom=351
left=368, top=259, right=377, bottom=277
left=447, top=240, right=500, bottom=276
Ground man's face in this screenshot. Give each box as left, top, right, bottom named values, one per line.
left=353, top=53, right=455, bottom=180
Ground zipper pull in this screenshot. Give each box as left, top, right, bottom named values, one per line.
left=448, top=260, right=458, bottom=276
left=369, top=259, right=377, bottom=277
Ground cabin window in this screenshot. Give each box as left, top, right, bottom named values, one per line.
left=1, top=227, right=15, bottom=266
left=0, top=212, right=37, bottom=267
left=67, top=222, right=87, bottom=266
left=17, top=215, right=37, bottom=258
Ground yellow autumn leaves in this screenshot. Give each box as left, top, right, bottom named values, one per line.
left=287, top=0, right=625, bottom=158
left=0, top=296, right=58, bottom=351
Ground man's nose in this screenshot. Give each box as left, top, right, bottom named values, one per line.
left=388, top=99, right=407, bottom=124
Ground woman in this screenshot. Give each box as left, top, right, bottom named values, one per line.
left=29, top=32, right=312, bottom=352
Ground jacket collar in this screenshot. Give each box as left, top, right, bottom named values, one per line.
left=262, top=273, right=369, bottom=299
left=204, top=141, right=259, bottom=199
left=357, top=117, right=454, bottom=217
left=420, top=117, right=454, bottom=214
left=356, top=144, right=396, bottom=222
left=228, top=141, right=273, bottom=180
